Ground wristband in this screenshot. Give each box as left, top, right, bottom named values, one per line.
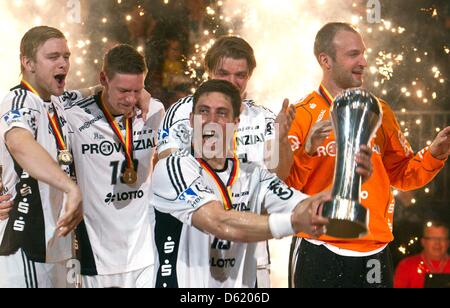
left=269, top=212, right=295, bottom=239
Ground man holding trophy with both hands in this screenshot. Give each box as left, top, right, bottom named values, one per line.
left=287, top=22, right=450, bottom=288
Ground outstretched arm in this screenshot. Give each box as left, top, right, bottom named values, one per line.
left=430, top=126, right=450, bottom=160
left=382, top=104, right=448, bottom=190
left=5, top=128, right=83, bottom=237
left=192, top=192, right=330, bottom=243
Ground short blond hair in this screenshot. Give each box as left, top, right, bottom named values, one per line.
left=314, top=22, right=358, bottom=61
left=20, top=26, right=66, bottom=73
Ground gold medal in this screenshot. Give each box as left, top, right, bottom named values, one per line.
left=123, top=168, right=137, bottom=185
left=23, top=80, right=73, bottom=168
left=98, top=95, right=138, bottom=186
left=58, top=150, right=73, bottom=166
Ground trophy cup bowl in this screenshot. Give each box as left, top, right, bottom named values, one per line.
left=322, top=89, right=382, bottom=238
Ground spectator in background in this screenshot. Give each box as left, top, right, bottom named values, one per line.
left=186, top=0, right=207, bottom=41
left=394, top=222, right=450, bottom=288
left=125, top=5, right=157, bottom=49
left=162, top=38, right=190, bottom=94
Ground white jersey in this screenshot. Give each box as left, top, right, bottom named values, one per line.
left=150, top=150, right=308, bottom=288
left=158, top=96, right=276, bottom=273
left=0, top=85, right=81, bottom=263
left=158, top=96, right=276, bottom=165
left=65, top=94, right=165, bottom=276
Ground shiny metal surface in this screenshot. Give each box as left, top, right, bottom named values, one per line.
left=322, top=88, right=382, bottom=238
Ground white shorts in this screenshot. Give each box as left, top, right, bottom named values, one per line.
left=0, top=249, right=71, bottom=288
left=81, top=265, right=154, bottom=288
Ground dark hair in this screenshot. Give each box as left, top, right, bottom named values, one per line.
left=103, top=44, right=148, bottom=79
left=204, top=36, right=256, bottom=76
left=20, top=26, right=66, bottom=73
left=314, top=22, right=358, bottom=61
left=193, top=80, right=242, bottom=118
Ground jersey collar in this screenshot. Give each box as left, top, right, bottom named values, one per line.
left=318, top=84, right=335, bottom=107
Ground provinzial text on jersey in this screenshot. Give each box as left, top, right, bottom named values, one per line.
left=236, top=133, right=265, bottom=146
left=81, top=139, right=156, bottom=156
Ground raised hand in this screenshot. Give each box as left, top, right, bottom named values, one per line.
left=132, top=89, right=152, bottom=119
left=276, top=99, right=296, bottom=139
left=304, top=120, right=333, bottom=156
left=430, top=126, right=450, bottom=160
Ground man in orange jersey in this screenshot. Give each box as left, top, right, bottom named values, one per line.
left=287, top=22, right=450, bottom=288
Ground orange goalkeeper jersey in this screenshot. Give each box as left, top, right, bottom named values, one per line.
left=286, top=86, right=446, bottom=252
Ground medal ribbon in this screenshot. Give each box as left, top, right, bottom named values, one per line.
left=21, top=80, right=68, bottom=152
left=97, top=95, right=135, bottom=170
left=194, top=130, right=239, bottom=210
left=192, top=129, right=240, bottom=211
left=318, top=83, right=335, bottom=106
left=48, top=110, right=68, bottom=152
left=197, top=156, right=239, bottom=211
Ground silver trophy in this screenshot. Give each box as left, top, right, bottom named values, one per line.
left=322, top=89, right=382, bottom=238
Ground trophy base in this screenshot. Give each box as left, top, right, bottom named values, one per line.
left=322, top=199, right=368, bottom=239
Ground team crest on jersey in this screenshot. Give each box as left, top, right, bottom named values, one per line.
left=309, top=103, right=317, bottom=109
left=173, top=149, right=191, bottom=158
left=173, top=123, right=192, bottom=145
left=179, top=187, right=204, bottom=208
left=60, top=91, right=81, bottom=106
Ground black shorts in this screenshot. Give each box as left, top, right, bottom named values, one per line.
left=289, top=238, right=394, bottom=288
